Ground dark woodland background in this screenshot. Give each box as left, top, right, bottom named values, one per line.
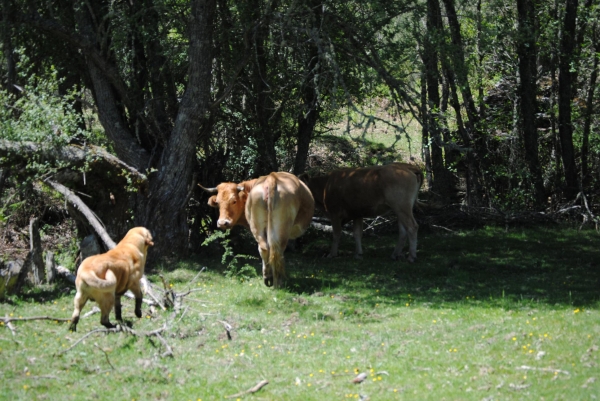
left=0, top=0, right=598, bottom=265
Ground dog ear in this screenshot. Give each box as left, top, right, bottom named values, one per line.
left=146, top=234, right=154, bottom=246
left=208, top=195, right=218, bottom=208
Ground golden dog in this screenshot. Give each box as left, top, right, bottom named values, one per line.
left=69, top=227, right=154, bottom=331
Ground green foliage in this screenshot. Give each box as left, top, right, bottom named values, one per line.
left=202, top=229, right=258, bottom=280
left=0, top=67, right=87, bottom=146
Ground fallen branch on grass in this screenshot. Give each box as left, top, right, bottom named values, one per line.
left=1, top=315, right=71, bottom=323
left=225, top=380, right=269, bottom=399
left=56, top=323, right=174, bottom=358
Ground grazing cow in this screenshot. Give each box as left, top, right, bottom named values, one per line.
left=200, top=172, right=314, bottom=288
left=300, top=163, right=423, bottom=261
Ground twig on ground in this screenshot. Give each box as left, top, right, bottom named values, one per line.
left=1, top=315, right=71, bottom=323
left=516, top=365, right=570, bottom=375
left=1, top=314, right=71, bottom=336
left=58, top=327, right=119, bottom=355
left=94, top=343, right=115, bottom=370
left=225, top=379, right=269, bottom=399
left=57, top=324, right=174, bottom=358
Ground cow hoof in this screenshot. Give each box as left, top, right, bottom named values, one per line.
left=354, top=254, right=363, bottom=260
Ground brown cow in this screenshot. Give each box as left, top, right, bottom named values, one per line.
left=301, top=163, right=423, bottom=261
left=200, top=172, right=314, bottom=288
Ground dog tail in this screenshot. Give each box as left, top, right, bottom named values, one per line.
left=78, top=262, right=118, bottom=292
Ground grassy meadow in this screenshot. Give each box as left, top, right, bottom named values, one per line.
left=1, top=225, right=599, bottom=400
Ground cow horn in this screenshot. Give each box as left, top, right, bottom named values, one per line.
left=198, top=183, right=218, bottom=194
left=237, top=185, right=245, bottom=192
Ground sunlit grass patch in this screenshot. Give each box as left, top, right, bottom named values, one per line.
left=1, top=226, right=599, bottom=400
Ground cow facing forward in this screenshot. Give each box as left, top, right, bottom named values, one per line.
left=200, top=172, right=314, bottom=288
left=301, top=163, right=423, bottom=262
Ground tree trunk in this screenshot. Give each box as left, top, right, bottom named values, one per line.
left=516, top=0, right=546, bottom=207
left=293, top=1, right=322, bottom=175
left=423, top=0, right=455, bottom=199
left=141, top=0, right=216, bottom=258
left=1, top=0, right=17, bottom=95
left=25, top=218, right=45, bottom=285
left=581, top=24, right=598, bottom=187
left=557, top=0, right=580, bottom=199
left=440, top=0, right=486, bottom=205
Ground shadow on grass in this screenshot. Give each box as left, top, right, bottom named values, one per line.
left=285, top=226, right=600, bottom=309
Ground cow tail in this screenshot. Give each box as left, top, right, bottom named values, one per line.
left=265, top=175, right=285, bottom=284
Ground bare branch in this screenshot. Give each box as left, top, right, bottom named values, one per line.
left=225, top=380, right=269, bottom=399
left=44, top=180, right=117, bottom=249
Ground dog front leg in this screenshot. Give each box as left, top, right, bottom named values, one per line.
left=130, top=286, right=143, bottom=318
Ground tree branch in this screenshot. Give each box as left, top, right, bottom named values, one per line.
left=43, top=180, right=117, bottom=249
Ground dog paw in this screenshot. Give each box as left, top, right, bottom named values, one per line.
left=135, top=309, right=142, bottom=318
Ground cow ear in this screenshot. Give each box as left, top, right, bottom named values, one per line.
left=208, top=196, right=218, bottom=208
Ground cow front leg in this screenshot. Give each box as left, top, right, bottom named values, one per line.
left=353, top=218, right=364, bottom=259
left=328, top=217, right=343, bottom=258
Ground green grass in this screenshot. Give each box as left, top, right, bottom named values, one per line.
left=1, top=226, right=599, bottom=400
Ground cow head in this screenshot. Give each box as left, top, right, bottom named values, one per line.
left=199, top=183, right=248, bottom=229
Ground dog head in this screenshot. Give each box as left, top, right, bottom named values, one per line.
left=121, top=227, right=154, bottom=249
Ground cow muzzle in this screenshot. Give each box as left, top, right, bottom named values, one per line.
left=217, top=219, right=232, bottom=229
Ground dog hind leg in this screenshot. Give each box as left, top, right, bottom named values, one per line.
left=69, top=290, right=88, bottom=332
left=99, top=292, right=116, bottom=329
left=115, top=296, right=123, bottom=321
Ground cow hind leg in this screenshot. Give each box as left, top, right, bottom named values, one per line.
left=269, top=237, right=287, bottom=289
left=257, top=239, right=272, bottom=287
left=353, top=219, right=364, bottom=259
left=328, top=217, right=343, bottom=258
left=393, top=212, right=418, bottom=262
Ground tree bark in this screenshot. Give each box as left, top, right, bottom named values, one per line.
left=440, top=0, right=486, bottom=206
left=557, top=0, right=580, bottom=199
left=516, top=0, right=546, bottom=207
left=25, top=218, right=45, bottom=285
left=141, top=0, right=216, bottom=257
left=581, top=23, right=598, bottom=187
left=423, top=0, right=455, bottom=199
left=293, top=1, right=322, bottom=175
